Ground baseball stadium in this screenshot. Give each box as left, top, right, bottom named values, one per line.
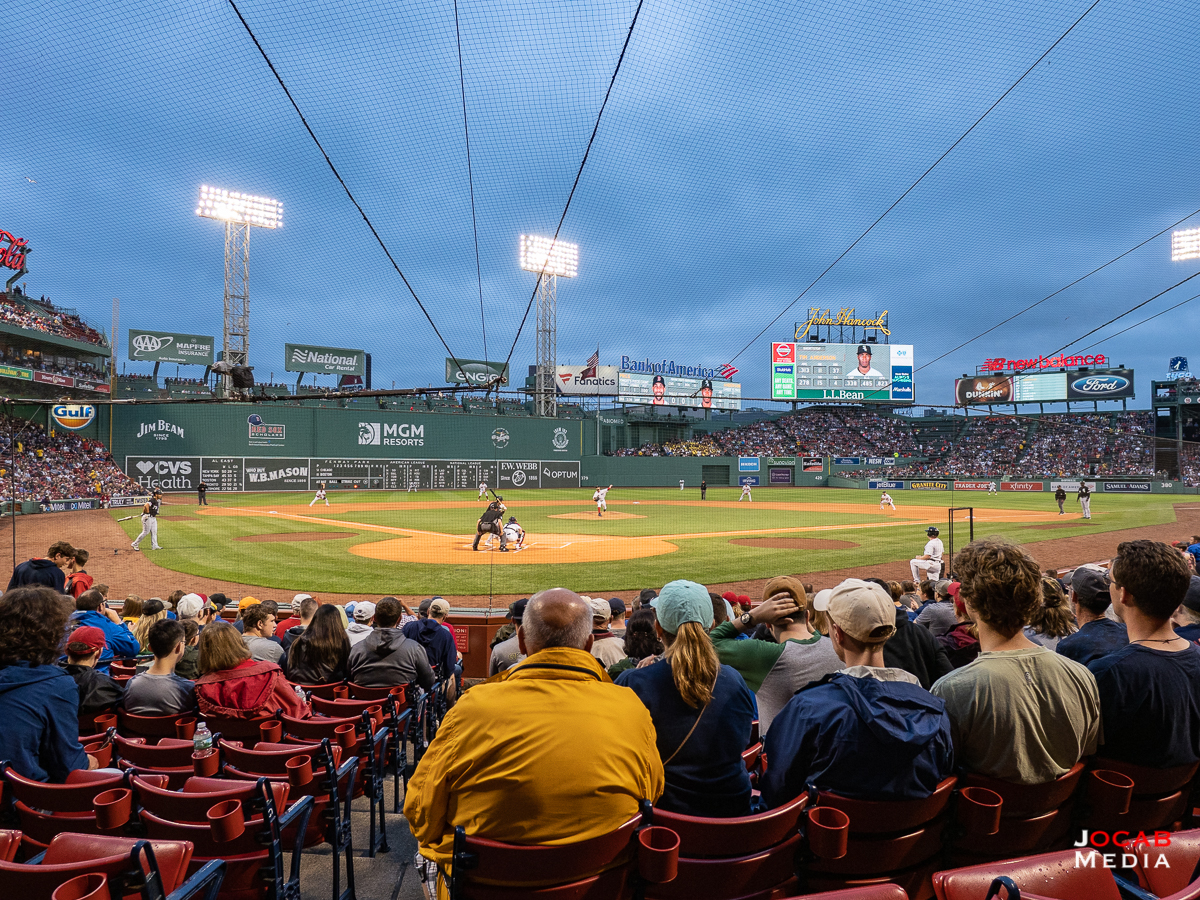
left=4, top=0, right=1200, bottom=898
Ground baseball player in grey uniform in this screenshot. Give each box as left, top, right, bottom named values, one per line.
left=131, top=490, right=163, bottom=551
left=1078, top=482, right=1092, bottom=519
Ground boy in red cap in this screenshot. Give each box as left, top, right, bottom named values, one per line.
left=63, top=626, right=124, bottom=715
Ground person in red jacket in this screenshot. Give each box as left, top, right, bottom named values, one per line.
left=194, top=621, right=309, bottom=720
left=65, top=549, right=93, bottom=599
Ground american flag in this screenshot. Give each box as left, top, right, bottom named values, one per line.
left=720, top=363, right=739, bottom=379
left=581, top=349, right=599, bottom=379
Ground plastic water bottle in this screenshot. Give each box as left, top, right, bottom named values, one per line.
left=294, top=685, right=307, bottom=703
left=194, top=721, right=214, bottom=757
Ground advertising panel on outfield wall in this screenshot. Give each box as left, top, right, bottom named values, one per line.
left=446, top=358, right=510, bottom=386
left=771, top=342, right=914, bottom=403
left=556, top=365, right=619, bottom=395
left=869, top=480, right=904, bottom=489
left=1102, top=481, right=1152, bottom=492
left=954, top=481, right=994, bottom=490
left=128, top=330, right=215, bottom=365
left=1003, top=481, right=1043, bottom=491
left=617, top=371, right=741, bottom=409
left=955, top=369, right=1135, bottom=405
left=285, top=343, right=366, bottom=376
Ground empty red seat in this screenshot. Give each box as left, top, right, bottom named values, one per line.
left=113, top=736, right=197, bottom=789
left=117, top=709, right=199, bottom=742
left=0, top=833, right=195, bottom=897
left=932, top=848, right=1123, bottom=900
left=1130, top=826, right=1200, bottom=898
left=781, top=887, right=909, bottom=900
left=0, top=764, right=127, bottom=849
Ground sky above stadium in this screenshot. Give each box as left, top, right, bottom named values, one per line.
left=3, top=0, right=1198, bottom=408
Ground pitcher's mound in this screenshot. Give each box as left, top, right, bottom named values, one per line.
left=549, top=511, right=646, bottom=520
left=236, top=532, right=360, bottom=542
left=730, top=538, right=859, bottom=550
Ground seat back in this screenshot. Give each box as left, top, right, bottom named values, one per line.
left=959, top=764, right=1085, bottom=819
left=348, top=682, right=407, bottom=705
left=295, top=682, right=345, bottom=700
left=114, top=735, right=196, bottom=768
left=132, top=773, right=289, bottom=824
left=0, top=835, right=192, bottom=898
left=450, top=813, right=644, bottom=899
left=117, top=709, right=198, bottom=741
left=200, top=715, right=274, bottom=746
left=0, top=763, right=125, bottom=812
left=0, top=830, right=19, bottom=863
left=1131, top=827, right=1200, bottom=898
left=219, top=738, right=342, bottom=777
left=819, top=778, right=957, bottom=835
left=1092, top=758, right=1199, bottom=796
left=931, top=848, right=1123, bottom=900
left=782, top=888, right=909, bottom=900
left=651, top=789, right=812, bottom=859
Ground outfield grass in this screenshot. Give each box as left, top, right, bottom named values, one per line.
left=115, top=487, right=1185, bottom=596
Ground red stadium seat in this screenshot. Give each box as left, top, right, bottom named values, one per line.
left=296, top=682, right=346, bottom=700
left=117, top=710, right=200, bottom=742
left=139, top=777, right=313, bottom=900
left=645, top=789, right=818, bottom=899
left=803, top=777, right=959, bottom=898
left=113, top=736, right=197, bottom=789
left=447, top=805, right=673, bottom=900
left=197, top=715, right=278, bottom=747
left=309, top=694, right=412, bottom=812
left=932, top=849, right=1124, bottom=900
left=0, top=830, right=19, bottom=862
left=1130, top=827, right=1200, bottom=898
left=780, top=888, right=909, bottom=900
left=131, top=773, right=290, bottom=824
left=0, top=834, right=199, bottom=899
left=0, top=764, right=128, bottom=849
left=1082, top=758, right=1200, bottom=837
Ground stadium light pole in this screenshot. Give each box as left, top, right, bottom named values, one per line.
left=1170, top=227, right=1200, bottom=468
left=196, top=186, right=282, bottom=394
left=520, top=235, right=578, bottom=418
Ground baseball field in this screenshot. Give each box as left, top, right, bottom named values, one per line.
left=97, top=486, right=1191, bottom=598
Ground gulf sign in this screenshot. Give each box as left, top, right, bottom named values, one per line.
left=51, top=404, right=96, bottom=431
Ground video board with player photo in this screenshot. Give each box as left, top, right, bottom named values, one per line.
left=771, top=342, right=914, bottom=404
left=617, top=372, right=742, bottom=410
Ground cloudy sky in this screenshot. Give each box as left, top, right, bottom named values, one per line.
left=3, top=0, right=1197, bottom=408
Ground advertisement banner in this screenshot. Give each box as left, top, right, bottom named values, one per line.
left=33, top=371, right=73, bottom=387
left=768, top=467, right=793, bottom=485
left=955, top=376, right=1013, bottom=405
left=954, top=481, right=995, bottom=490
left=285, top=343, right=366, bottom=376
left=739, top=475, right=760, bottom=486
left=802, top=456, right=823, bottom=472
left=867, top=457, right=885, bottom=465
left=108, top=495, right=150, bottom=507
left=0, top=364, right=32, bottom=382
left=128, top=330, right=215, bottom=365
left=125, top=456, right=202, bottom=491
left=539, top=461, right=581, bottom=488
left=40, top=498, right=100, bottom=512
left=498, top=461, right=540, bottom=489
left=1050, top=481, right=1096, bottom=492
left=909, top=481, right=949, bottom=491
left=447, top=358, right=511, bottom=386
left=244, top=458, right=310, bottom=489
left=1002, top=481, right=1043, bottom=492
left=869, top=480, right=905, bottom=489
left=1065, top=369, right=1135, bottom=401
left=833, top=457, right=860, bottom=465
left=555, top=365, right=618, bottom=395
left=766, top=457, right=797, bottom=466
left=738, top=457, right=760, bottom=472
left=1101, top=481, right=1151, bottom=493
left=771, top=342, right=914, bottom=404
left=617, top=371, right=741, bottom=410
left=75, top=378, right=111, bottom=394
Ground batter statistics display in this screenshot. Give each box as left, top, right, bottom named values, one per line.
left=771, top=342, right=914, bottom=404
left=617, top=372, right=741, bottom=410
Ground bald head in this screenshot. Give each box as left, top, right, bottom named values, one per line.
left=519, top=588, right=592, bottom=655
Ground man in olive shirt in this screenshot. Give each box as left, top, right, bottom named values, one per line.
left=932, top=538, right=1099, bottom=785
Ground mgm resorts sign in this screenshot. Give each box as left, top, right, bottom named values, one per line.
left=795, top=307, right=890, bottom=341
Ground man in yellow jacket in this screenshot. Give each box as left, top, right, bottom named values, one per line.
left=404, top=587, right=664, bottom=890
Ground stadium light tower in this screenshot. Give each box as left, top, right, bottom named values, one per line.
left=1172, top=227, right=1200, bottom=263
left=196, top=186, right=282, bottom=392
left=520, top=234, right=578, bottom=417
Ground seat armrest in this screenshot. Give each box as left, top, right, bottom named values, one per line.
left=167, top=858, right=227, bottom=900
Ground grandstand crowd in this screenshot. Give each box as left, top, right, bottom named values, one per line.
left=0, top=291, right=107, bottom=347
left=0, top=413, right=142, bottom=501
left=0, top=528, right=1198, bottom=896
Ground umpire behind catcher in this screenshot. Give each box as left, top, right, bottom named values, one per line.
left=473, top=497, right=509, bottom=552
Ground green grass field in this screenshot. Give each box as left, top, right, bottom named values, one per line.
left=114, top=487, right=1187, bottom=596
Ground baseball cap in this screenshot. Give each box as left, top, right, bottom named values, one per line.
left=855, top=343, right=872, bottom=355
left=507, top=598, right=530, bottom=621
left=208, top=593, right=229, bottom=609
left=238, top=596, right=260, bottom=611
left=947, top=582, right=961, bottom=598
left=430, top=598, right=450, bottom=616
left=651, top=580, right=714, bottom=635
left=934, top=580, right=952, bottom=599
left=822, top=579, right=897, bottom=643
left=721, top=591, right=738, bottom=603
left=586, top=596, right=611, bottom=621
left=67, top=626, right=107, bottom=655
left=608, top=597, right=626, bottom=617
left=1071, top=566, right=1111, bottom=602
left=812, top=589, right=833, bottom=611
left=737, top=594, right=750, bottom=605
left=344, top=602, right=357, bottom=618
left=762, top=576, right=808, bottom=610
left=353, top=601, right=376, bottom=622
left=292, top=593, right=313, bottom=610
left=1183, top=576, right=1200, bottom=613
left=177, top=593, right=204, bottom=618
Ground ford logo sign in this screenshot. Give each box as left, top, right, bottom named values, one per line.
left=1071, top=375, right=1129, bottom=394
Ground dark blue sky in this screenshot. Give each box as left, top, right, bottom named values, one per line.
left=3, top=0, right=1197, bottom=408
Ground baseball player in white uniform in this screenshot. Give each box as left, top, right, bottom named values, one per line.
left=910, top=526, right=944, bottom=583
left=1078, top=482, right=1092, bottom=519
left=594, top=485, right=612, bottom=517
left=988, top=482, right=998, bottom=495
left=739, top=483, right=753, bottom=502
left=880, top=491, right=895, bottom=510
left=478, top=480, right=488, bottom=500
left=131, top=490, right=163, bottom=551
left=310, top=483, right=329, bottom=507
left=502, top=516, right=525, bottom=550
left=679, top=479, right=685, bottom=491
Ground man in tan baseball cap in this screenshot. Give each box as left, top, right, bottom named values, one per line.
left=760, top=578, right=954, bottom=809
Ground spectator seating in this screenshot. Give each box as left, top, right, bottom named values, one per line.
left=1081, top=758, right=1200, bottom=837
left=0, top=764, right=127, bottom=849
left=1130, top=827, right=1200, bottom=898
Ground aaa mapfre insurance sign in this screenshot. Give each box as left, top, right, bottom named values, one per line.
left=1002, top=481, right=1043, bottom=492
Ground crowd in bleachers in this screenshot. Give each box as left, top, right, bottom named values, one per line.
left=937, top=416, right=1027, bottom=478
left=1, top=530, right=1198, bottom=897
left=0, top=347, right=107, bottom=381
left=0, top=294, right=107, bottom=346
left=0, top=414, right=142, bottom=501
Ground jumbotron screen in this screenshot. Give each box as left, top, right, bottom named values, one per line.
left=617, top=372, right=742, bottom=410
left=771, top=342, right=914, bottom=404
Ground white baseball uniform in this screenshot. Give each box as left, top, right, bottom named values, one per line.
left=679, top=479, right=685, bottom=491
left=988, top=482, right=998, bottom=494
left=595, top=487, right=610, bottom=513
left=131, top=496, right=162, bottom=550
left=739, top=484, right=753, bottom=501
left=478, top=481, right=488, bottom=499
left=503, top=522, right=525, bottom=548
left=310, top=489, right=329, bottom=507
left=910, top=537, right=944, bottom=582
left=880, top=492, right=895, bottom=510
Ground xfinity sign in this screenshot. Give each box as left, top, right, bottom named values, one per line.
left=285, top=343, right=366, bottom=376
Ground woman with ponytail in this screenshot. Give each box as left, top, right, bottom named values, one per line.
left=616, top=580, right=756, bottom=817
